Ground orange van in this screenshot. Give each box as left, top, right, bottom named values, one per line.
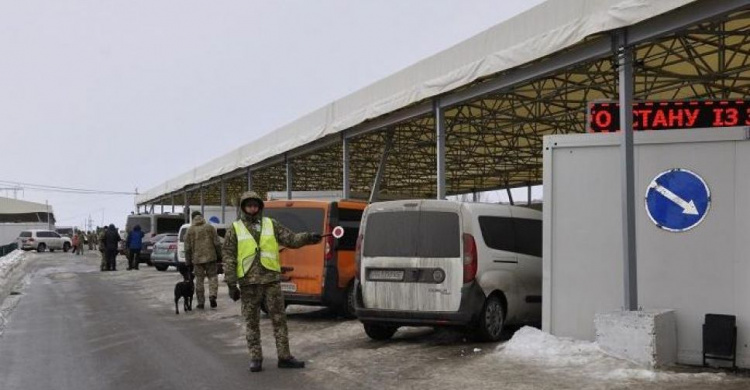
left=263, top=199, right=366, bottom=317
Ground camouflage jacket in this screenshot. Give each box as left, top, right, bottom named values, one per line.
left=223, top=212, right=314, bottom=286
left=184, top=215, right=221, bottom=265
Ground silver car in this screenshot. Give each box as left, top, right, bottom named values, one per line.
left=17, top=230, right=72, bottom=252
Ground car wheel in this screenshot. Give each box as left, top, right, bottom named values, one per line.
left=37, top=243, right=46, bottom=253
left=154, top=264, right=168, bottom=271
left=50, top=248, right=55, bottom=252
left=476, top=294, right=505, bottom=342
left=339, top=283, right=357, bottom=319
left=63, top=243, right=71, bottom=252
left=363, top=324, right=397, bottom=341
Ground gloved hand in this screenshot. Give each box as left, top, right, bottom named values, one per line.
left=228, top=285, right=241, bottom=302
left=309, top=233, right=322, bottom=244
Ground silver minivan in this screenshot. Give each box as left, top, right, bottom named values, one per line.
left=354, top=200, right=542, bottom=341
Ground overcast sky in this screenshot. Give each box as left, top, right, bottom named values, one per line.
left=0, top=0, right=544, bottom=230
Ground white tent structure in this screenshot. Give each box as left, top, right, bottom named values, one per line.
left=137, top=0, right=748, bottom=209
left=0, top=197, right=55, bottom=245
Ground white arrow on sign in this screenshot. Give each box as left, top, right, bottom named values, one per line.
left=648, top=181, right=699, bottom=215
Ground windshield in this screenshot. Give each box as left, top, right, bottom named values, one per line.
left=363, top=211, right=460, bottom=258
left=263, top=208, right=325, bottom=234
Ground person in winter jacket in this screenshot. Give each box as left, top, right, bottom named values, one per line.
left=126, top=225, right=144, bottom=270
left=223, top=191, right=321, bottom=373
left=103, top=224, right=121, bottom=271
left=185, top=211, right=222, bottom=309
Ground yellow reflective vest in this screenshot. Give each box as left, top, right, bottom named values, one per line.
left=234, top=218, right=280, bottom=277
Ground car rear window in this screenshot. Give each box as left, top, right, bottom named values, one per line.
left=363, top=211, right=460, bottom=258
left=19, top=231, right=31, bottom=238
left=160, top=235, right=178, bottom=243
left=264, top=208, right=325, bottom=234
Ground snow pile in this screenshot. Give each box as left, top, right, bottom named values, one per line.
left=496, top=326, right=730, bottom=385
left=0, top=250, right=28, bottom=302
left=499, top=326, right=605, bottom=366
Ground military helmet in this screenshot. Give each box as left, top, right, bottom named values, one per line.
left=240, top=191, right=264, bottom=212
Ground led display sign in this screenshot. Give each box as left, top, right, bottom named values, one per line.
left=588, top=100, right=750, bottom=133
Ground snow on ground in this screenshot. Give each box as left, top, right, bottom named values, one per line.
left=495, top=326, right=730, bottom=385
left=0, top=250, right=29, bottom=302
left=0, top=249, right=31, bottom=337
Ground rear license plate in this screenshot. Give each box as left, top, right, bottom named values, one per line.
left=280, top=282, right=297, bottom=293
left=367, top=269, right=404, bottom=281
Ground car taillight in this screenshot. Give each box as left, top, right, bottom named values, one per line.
left=462, top=233, right=478, bottom=283
left=354, top=233, right=363, bottom=280
left=28, top=238, right=34, bottom=242
left=168, top=244, right=177, bottom=250
left=324, top=225, right=334, bottom=262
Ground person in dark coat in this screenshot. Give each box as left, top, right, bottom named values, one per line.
left=103, top=224, right=121, bottom=271
left=126, top=225, right=144, bottom=270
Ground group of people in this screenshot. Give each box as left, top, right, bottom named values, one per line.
left=90, top=191, right=321, bottom=373
left=70, top=230, right=98, bottom=255
left=97, top=224, right=122, bottom=271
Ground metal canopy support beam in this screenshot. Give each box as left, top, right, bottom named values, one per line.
left=342, top=135, right=351, bottom=199
left=617, top=30, right=638, bottom=311
left=345, top=101, right=432, bottom=140
left=220, top=178, right=226, bottom=223
left=369, top=132, right=394, bottom=203
left=435, top=99, right=447, bottom=200
left=200, top=185, right=205, bottom=216
left=247, top=168, right=253, bottom=191
left=171, top=195, right=175, bottom=213
left=285, top=156, right=293, bottom=200
left=160, top=204, right=164, bottom=214
left=183, top=191, right=189, bottom=223
left=506, top=188, right=514, bottom=206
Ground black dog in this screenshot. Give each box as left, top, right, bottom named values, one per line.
left=174, top=268, right=195, bottom=315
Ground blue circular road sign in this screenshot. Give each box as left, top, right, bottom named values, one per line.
left=645, top=168, right=710, bottom=232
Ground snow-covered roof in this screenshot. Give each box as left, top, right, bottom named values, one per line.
left=137, top=0, right=696, bottom=204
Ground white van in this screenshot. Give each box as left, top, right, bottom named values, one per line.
left=354, top=200, right=542, bottom=341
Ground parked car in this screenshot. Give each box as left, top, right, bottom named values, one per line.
left=354, top=200, right=542, bottom=341
left=151, top=234, right=179, bottom=271
left=17, top=230, right=72, bottom=252
left=263, top=199, right=366, bottom=317
left=177, top=223, right=227, bottom=274
left=140, top=233, right=175, bottom=265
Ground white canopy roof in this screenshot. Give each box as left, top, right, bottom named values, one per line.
left=0, top=196, right=53, bottom=215
left=138, top=0, right=695, bottom=204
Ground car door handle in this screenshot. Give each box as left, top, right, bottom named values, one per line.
left=493, top=257, right=518, bottom=264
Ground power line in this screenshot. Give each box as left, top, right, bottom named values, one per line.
left=0, top=180, right=137, bottom=195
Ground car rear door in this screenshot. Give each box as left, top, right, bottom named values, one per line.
left=361, top=201, right=463, bottom=312
left=263, top=202, right=326, bottom=297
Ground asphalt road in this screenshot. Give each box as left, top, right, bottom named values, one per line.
left=0, top=253, right=318, bottom=390
left=2, top=252, right=749, bottom=390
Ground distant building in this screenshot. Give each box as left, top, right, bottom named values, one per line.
left=0, top=197, right=55, bottom=245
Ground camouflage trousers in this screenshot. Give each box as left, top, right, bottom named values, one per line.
left=240, top=282, right=291, bottom=361
left=193, top=261, right=218, bottom=305
left=100, top=250, right=106, bottom=271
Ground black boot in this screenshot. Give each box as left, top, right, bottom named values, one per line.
left=249, top=359, right=263, bottom=373
left=209, top=296, right=217, bottom=308
left=196, top=303, right=205, bottom=310
left=278, top=357, right=305, bottom=369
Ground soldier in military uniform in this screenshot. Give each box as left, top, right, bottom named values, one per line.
left=185, top=211, right=222, bottom=309
left=97, top=228, right=107, bottom=271
left=223, top=191, right=321, bottom=373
